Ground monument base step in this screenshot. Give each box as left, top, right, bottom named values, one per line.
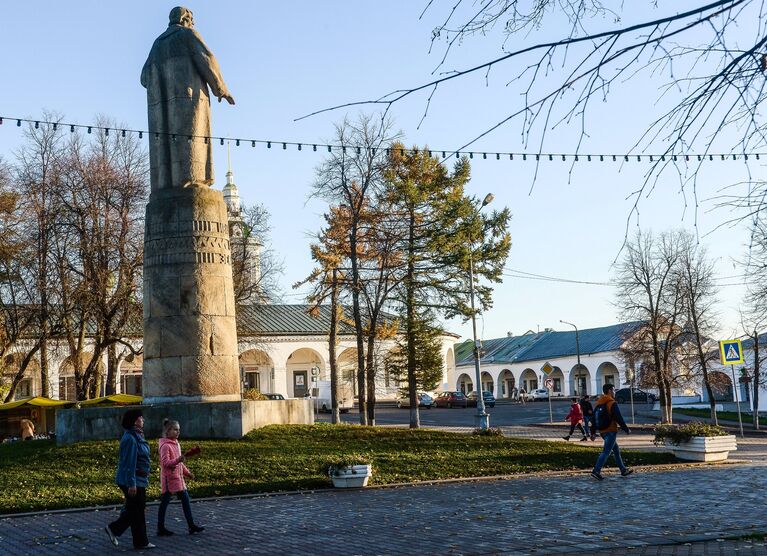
left=55, top=399, right=314, bottom=445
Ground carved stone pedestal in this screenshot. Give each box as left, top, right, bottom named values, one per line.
left=142, top=187, right=240, bottom=403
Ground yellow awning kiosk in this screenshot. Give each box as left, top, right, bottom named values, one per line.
left=0, top=397, right=75, bottom=439
left=77, top=394, right=143, bottom=406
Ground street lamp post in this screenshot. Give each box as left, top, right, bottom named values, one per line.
left=560, top=320, right=582, bottom=396
left=470, top=193, right=494, bottom=430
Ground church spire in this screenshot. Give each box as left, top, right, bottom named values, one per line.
left=226, top=142, right=235, bottom=186
left=222, top=142, right=240, bottom=214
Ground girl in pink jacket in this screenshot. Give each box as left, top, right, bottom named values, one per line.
left=563, top=398, right=588, bottom=441
left=157, top=419, right=204, bottom=536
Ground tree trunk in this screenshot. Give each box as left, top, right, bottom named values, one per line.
left=105, top=342, right=118, bottom=396
left=39, top=336, right=49, bottom=399
left=753, top=334, right=760, bottom=430
left=365, top=317, right=378, bottom=426
left=349, top=223, right=367, bottom=425
left=406, top=215, right=420, bottom=429
left=329, top=269, right=340, bottom=424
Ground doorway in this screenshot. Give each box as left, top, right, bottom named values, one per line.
left=293, top=371, right=308, bottom=398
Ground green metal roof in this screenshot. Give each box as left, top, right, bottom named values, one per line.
left=236, top=304, right=359, bottom=336
left=455, top=322, right=643, bottom=366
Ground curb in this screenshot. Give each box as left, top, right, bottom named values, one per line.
left=0, top=459, right=750, bottom=521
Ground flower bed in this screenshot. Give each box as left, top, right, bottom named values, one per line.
left=653, top=422, right=736, bottom=462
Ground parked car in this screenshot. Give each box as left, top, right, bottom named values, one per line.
left=615, top=388, right=657, bottom=404
left=433, top=391, right=468, bottom=408
left=264, top=393, right=285, bottom=400
left=397, top=392, right=434, bottom=409
left=466, top=390, right=496, bottom=408
left=528, top=388, right=549, bottom=401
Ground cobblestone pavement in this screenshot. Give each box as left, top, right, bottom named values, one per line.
left=2, top=460, right=766, bottom=555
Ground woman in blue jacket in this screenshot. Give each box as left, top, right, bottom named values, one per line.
left=104, top=409, right=154, bottom=550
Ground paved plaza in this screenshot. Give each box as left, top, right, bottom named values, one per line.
left=2, top=453, right=766, bottom=555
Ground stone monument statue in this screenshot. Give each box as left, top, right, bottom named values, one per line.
left=140, top=6, right=235, bottom=190
left=141, top=6, right=241, bottom=403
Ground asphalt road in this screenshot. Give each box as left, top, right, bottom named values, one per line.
left=316, top=398, right=659, bottom=427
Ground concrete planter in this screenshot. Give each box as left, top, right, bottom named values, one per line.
left=667, top=435, right=737, bottom=462
left=330, top=464, right=372, bottom=488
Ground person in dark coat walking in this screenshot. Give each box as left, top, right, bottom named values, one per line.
left=104, top=409, right=154, bottom=550
left=579, top=394, right=596, bottom=440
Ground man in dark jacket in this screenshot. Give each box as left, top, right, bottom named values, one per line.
left=591, top=384, right=633, bottom=480
left=579, top=395, right=595, bottom=441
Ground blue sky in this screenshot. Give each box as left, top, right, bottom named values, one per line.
left=0, top=2, right=756, bottom=342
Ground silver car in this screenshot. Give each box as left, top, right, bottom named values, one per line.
left=396, top=392, right=434, bottom=409
left=528, top=388, right=549, bottom=401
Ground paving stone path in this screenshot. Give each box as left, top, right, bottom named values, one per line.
left=2, top=460, right=766, bottom=555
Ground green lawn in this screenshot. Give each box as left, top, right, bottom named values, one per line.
left=674, top=408, right=767, bottom=425
left=0, top=424, right=678, bottom=514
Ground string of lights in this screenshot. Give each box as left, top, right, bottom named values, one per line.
left=2, top=115, right=766, bottom=163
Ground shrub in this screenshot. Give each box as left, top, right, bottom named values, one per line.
left=653, top=422, right=729, bottom=446
left=243, top=388, right=267, bottom=401
left=323, top=456, right=372, bottom=477
left=472, top=427, right=504, bottom=437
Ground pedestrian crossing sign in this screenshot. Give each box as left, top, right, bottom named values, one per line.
left=719, top=339, right=744, bottom=365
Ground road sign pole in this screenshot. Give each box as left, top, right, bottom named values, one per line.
left=548, top=389, right=553, bottom=423
left=731, top=364, right=745, bottom=438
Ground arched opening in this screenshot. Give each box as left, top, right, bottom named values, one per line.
left=119, top=354, right=143, bottom=396
left=497, top=369, right=515, bottom=398
left=239, top=349, right=275, bottom=394
left=1, top=353, right=41, bottom=400
left=456, top=373, right=473, bottom=393
left=569, top=364, right=591, bottom=396
left=58, top=353, right=105, bottom=400
left=596, top=361, right=620, bottom=391
left=520, top=368, right=538, bottom=392
left=481, top=371, right=494, bottom=394
left=548, top=366, right=565, bottom=397
left=286, top=348, right=325, bottom=398
left=444, top=347, right=455, bottom=388
left=337, top=348, right=359, bottom=395
left=704, top=371, right=734, bottom=402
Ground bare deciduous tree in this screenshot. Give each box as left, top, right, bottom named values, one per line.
left=310, top=115, right=398, bottom=425
left=675, top=232, right=720, bottom=424
left=230, top=202, right=284, bottom=305
left=616, top=230, right=687, bottom=423
left=304, top=1, right=767, bottom=226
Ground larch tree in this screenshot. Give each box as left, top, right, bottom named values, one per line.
left=310, top=115, right=398, bottom=425
left=294, top=206, right=350, bottom=424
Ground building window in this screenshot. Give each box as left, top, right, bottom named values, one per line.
left=59, top=376, right=76, bottom=400
left=121, top=374, right=143, bottom=396
left=245, top=370, right=260, bottom=390
left=553, top=378, right=561, bottom=392
left=16, top=379, right=33, bottom=399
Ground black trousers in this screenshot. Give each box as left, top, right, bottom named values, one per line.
left=568, top=422, right=586, bottom=436
left=108, top=485, right=148, bottom=548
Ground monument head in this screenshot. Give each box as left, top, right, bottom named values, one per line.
left=169, top=6, right=194, bottom=28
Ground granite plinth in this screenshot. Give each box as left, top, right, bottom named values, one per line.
left=54, top=399, right=314, bottom=445
left=143, top=186, right=240, bottom=403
